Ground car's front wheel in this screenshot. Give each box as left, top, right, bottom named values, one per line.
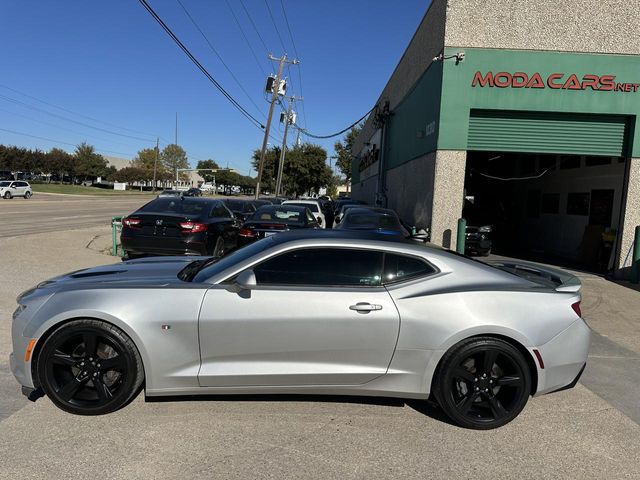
left=36, top=319, right=144, bottom=415
left=4, top=191, right=12, bottom=199
left=433, top=337, right=531, bottom=429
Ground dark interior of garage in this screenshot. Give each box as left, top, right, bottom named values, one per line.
left=463, top=151, right=626, bottom=273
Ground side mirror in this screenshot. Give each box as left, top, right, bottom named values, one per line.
left=235, top=269, right=257, bottom=290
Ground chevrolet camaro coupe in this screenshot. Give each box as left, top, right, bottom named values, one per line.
left=10, top=231, right=590, bottom=429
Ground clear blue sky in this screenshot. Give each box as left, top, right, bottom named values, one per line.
left=0, top=0, right=428, bottom=175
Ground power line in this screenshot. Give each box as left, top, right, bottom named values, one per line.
left=298, top=106, right=374, bottom=139
left=0, top=93, right=156, bottom=143
left=0, top=84, right=158, bottom=140
left=0, top=127, right=137, bottom=157
left=175, top=0, right=267, bottom=121
left=239, top=0, right=270, bottom=53
left=279, top=0, right=308, bottom=129
left=223, top=0, right=268, bottom=77
left=137, top=0, right=265, bottom=130
left=0, top=106, right=149, bottom=150
left=263, top=0, right=288, bottom=53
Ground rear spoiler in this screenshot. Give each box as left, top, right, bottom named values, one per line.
left=486, top=260, right=582, bottom=293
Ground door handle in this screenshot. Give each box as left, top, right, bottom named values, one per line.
left=349, top=302, right=382, bottom=313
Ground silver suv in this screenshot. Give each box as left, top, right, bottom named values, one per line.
left=0, top=181, right=33, bottom=199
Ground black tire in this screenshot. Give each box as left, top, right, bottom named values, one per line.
left=211, top=236, right=225, bottom=258
left=24, top=191, right=32, bottom=199
left=432, top=337, right=531, bottom=429
left=4, top=192, right=12, bottom=199
left=36, top=319, right=144, bottom=415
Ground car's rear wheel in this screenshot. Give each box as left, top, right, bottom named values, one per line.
left=24, top=191, right=31, bottom=199
left=433, top=337, right=531, bottom=429
left=37, top=319, right=144, bottom=415
left=4, top=192, right=12, bottom=199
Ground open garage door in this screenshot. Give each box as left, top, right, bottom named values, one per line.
left=468, top=110, right=630, bottom=157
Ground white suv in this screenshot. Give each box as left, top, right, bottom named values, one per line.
left=282, top=199, right=327, bottom=228
left=0, top=181, right=33, bottom=199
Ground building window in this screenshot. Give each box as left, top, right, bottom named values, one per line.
left=541, top=193, right=560, bottom=214
left=567, top=192, right=590, bottom=216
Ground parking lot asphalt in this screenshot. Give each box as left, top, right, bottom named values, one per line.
left=0, top=193, right=153, bottom=237
left=1, top=206, right=640, bottom=479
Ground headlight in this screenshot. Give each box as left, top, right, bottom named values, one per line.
left=12, top=304, right=26, bottom=320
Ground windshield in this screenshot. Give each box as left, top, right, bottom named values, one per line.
left=285, top=202, right=319, bottom=213
left=249, top=207, right=305, bottom=224
left=140, top=198, right=209, bottom=216
left=342, top=212, right=403, bottom=231
left=191, top=238, right=273, bottom=282
left=0, top=181, right=10, bottom=187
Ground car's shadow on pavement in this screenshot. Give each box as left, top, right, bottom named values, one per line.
left=144, top=394, right=457, bottom=426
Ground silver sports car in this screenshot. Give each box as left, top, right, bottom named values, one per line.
left=10, top=230, right=590, bottom=429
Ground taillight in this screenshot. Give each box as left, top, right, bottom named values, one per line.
left=571, top=301, right=582, bottom=318
left=239, top=227, right=256, bottom=237
left=179, top=221, right=207, bottom=233
left=123, top=217, right=141, bottom=228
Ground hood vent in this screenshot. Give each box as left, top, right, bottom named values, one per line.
left=70, top=270, right=126, bottom=279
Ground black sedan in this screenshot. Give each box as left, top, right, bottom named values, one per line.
left=223, top=199, right=257, bottom=221
left=182, top=187, right=202, bottom=197
left=335, top=207, right=410, bottom=237
left=237, top=205, right=319, bottom=247
left=121, top=197, right=240, bottom=259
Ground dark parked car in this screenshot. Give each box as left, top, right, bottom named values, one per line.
left=158, top=189, right=182, bottom=198
left=335, top=207, right=410, bottom=237
left=465, top=225, right=492, bottom=256
left=121, top=197, right=240, bottom=259
left=237, top=205, right=319, bottom=246
left=182, top=187, right=202, bottom=197
left=259, top=196, right=286, bottom=205
left=223, top=199, right=257, bottom=221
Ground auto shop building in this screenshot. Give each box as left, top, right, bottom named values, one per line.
left=351, top=0, right=640, bottom=276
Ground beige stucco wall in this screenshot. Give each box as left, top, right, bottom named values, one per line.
left=431, top=150, right=466, bottom=249
left=385, top=152, right=437, bottom=229
left=445, top=0, right=640, bottom=54
left=617, top=158, right=640, bottom=276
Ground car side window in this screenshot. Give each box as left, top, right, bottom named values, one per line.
left=210, top=203, right=229, bottom=218
left=253, top=248, right=383, bottom=287
left=383, top=253, right=435, bottom=284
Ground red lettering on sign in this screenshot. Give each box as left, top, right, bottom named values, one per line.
left=527, top=73, right=545, bottom=88
left=562, top=74, right=582, bottom=90
left=547, top=73, right=564, bottom=89
left=599, top=75, right=615, bottom=91
left=494, top=72, right=512, bottom=88
left=512, top=72, right=528, bottom=88
left=471, top=71, right=494, bottom=87
left=581, top=75, right=600, bottom=90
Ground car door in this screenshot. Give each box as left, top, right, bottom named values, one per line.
left=198, top=247, right=400, bottom=387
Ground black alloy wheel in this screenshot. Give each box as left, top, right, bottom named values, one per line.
left=434, top=337, right=531, bottom=429
left=37, top=319, right=144, bottom=415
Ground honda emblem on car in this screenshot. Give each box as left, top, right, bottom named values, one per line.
left=155, top=219, right=163, bottom=226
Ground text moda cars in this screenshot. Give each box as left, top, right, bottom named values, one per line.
left=471, top=71, right=640, bottom=92
left=10, top=230, right=590, bottom=429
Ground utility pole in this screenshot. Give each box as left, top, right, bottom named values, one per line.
left=153, top=137, right=159, bottom=193
left=275, top=96, right=300, bottom=197
left=254, top=53, right=299, bottom=199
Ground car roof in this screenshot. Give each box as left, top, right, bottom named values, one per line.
left=283, top=199, right=320, bottom=204
left=344, top=207, right=397, bottom=216
left=152, top=196, right=220, bottom=204
left=257, top=204, right=308, bottom=212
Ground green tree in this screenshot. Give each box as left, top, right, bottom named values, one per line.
left=161, top=144, right=189, bottom=178
left=132, top=147, right=161, bottom=171
left=74, top=142, right=107, bottom=180
left=252, top=143, right=331, bottom=196
left=333, top=125, right=361, bottom=190
left=47, top=148, right=74, bottom=183
left=196, top=159, right=220, bottom=182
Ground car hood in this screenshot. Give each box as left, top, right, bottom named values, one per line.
left=30, top=256, right=210, bottom=292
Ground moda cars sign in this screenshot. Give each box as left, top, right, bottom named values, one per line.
left=472, top=71, right=639, bottom=92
